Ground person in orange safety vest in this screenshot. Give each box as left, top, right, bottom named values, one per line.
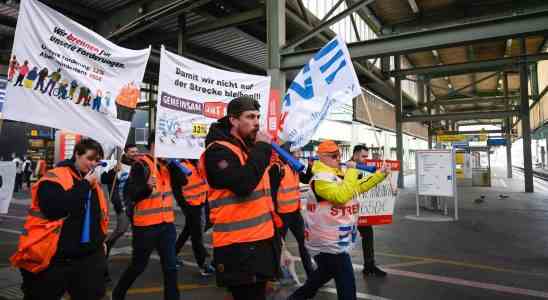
left=199, top=96, right=280, bottom=300
left=174, top=159, right=215, bottom=276
left=112, top=133, right=188, bottom=300
left=11, top=138, right=109, bottom=300
left=269, top=143, right=315, bottom=277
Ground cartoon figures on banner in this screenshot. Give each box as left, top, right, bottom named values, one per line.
left=57, top=80, right=69, bottom=100
left=35, top=67, right=49, bottom=92
left=13, top=60, right=29, bottom=87
left=115, top=82, right=140, bottom=121
left=23, top=67, right=38, bottom=89
left=8, top=55, right=19, bottom=82
left=157, top=114, right=205, bottom=148
left=9, top=54, right=140, bottom=122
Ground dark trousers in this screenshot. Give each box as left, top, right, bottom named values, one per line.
left=228, top=281, right=267, bottom=300
left=358, top=226, right=375, bottom=268
left=116, top=104, right=135, bottom=121
left=290, top=252, right=356, bottom=300
left=175, top=203, right=207, bottom=267
left=44, top=80, right=56, bottom=95
left=20, top=250, right=107, bottom=300
left=14, top=74, right=24, bottom=86
left=34, top=79, right=45, bottom=91
left=14, top=173, right=22, bottom=192
left=113, top=222, right=179, bottom=300
left=24, top=171, right=32, bottom=189
left=280, top=211, right=314, bottom=276
left=106, top=212, right=131, bottom=257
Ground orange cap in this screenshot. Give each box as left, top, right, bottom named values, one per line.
left=317, top=140, right=339, bottom=154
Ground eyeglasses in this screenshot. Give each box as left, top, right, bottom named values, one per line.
left=324, top=153, right=341, bottom=160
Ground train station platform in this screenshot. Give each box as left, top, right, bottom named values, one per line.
left=1, top=168, right=548, bottom=300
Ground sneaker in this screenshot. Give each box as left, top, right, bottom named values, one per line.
left=362, top=265, right=387, bottom=277
left=200, top=263, right=215, bottom=276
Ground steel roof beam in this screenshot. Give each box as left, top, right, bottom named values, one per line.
left=140, top=8, right=265, bottom=45
left=40, top=0, right=102, bottom=21
left=283, top=0, right=374, bottom=51
left=391, top=52, right=548, bottom=78
left=417, top=96, right=518, bottom=107
left=402, top=110, right=519, bottom=122
left=281, top=8, right=548, bottom=69
left=148, top=43, right=263, bottom=74
left=107, top=0, right=212, bottom=42
left=441, top=130, right=503, bottom=135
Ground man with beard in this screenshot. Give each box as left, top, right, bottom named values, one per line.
left=199, top=96, right=279, bottom=300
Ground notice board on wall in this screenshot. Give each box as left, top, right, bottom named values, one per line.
left=416, top=149, right=456, bottom=197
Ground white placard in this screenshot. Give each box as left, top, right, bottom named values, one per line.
left=0, top=162, right=16, bottom=214
left=155, top=46, right=271, bottom=159
left=416, top=150, right=455, bottom=197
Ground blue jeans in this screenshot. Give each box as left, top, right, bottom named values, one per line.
left=92, top=96, right=102, bottom=111
left=113, top=222, right=179, bottom=300
left=290, top=252, right=356, bottom=300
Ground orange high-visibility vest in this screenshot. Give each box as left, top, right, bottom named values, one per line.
left=115, top=85, right=138, bottom=109
left=37, top=159, right=47, bottom=178
left=10, top=167, right=108, bottom=273
left=181, top=160, right=208, bottom=206
left=199, top=141, right=275, bottom=248
left=132, top=155, right=175, bottom=227
left=277, top=163, right=301, bottom=214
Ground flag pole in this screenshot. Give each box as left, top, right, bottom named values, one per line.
left=359, top=88, right=395, bottom=192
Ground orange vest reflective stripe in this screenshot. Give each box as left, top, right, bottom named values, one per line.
left=181, top=161, right=208, bottom=206
left=133, top=155, right=175, bottom=227
left=199, top=141, right=275, bottom=248
left=10, top=167, right=108, bottom=273
left=277, top=163, right=301, bottom=214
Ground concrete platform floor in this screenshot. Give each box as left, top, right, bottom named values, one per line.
left=1, top=167, right=548, bottom=299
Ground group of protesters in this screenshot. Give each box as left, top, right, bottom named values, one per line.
left=10, top=95, right=391, bottom=300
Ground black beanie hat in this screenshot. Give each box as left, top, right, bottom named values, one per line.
left=226, top=96, right=260, bottom=116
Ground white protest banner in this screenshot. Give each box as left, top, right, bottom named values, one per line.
left=0, top=162, right=16, bottom=214
left=357, top=160, right=400, bottom=226
left=279, top=36, right=360, bottom=149
left=3, top=0, right=150, bottom=147
left=155, top=46, right=271, bottom=159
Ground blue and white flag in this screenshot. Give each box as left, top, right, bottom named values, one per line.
left=279, top=36, right=360, bottom=149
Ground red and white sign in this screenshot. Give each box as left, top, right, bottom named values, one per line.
left=267, top=89, right=281, bottom=140
left=357, top=159, right=400, bottom=226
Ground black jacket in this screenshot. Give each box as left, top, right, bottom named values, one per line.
left=100, top=156, right=135, bottom=215
left=37, top=159, right=105, bottom=259
left=203, top=116, right=279, bottom=287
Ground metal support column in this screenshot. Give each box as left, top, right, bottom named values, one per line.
left=266, top=0, right=286, bottom=94
left=395, top=56, right=404, bottom=188
left=520, top=38, right=534, bottom=192
left=503, top=72, right=512, bottom=178
left=531, top=63, right=539, bottom=101
left=148, top=84, right=155, bottom=139
left=426, top=79, right=433, bottom=148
